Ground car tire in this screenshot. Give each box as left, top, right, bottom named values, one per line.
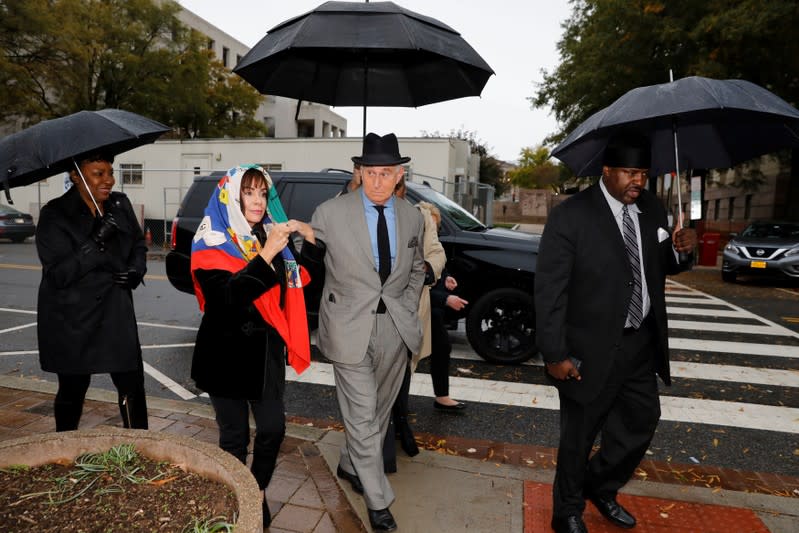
left=722, top=271, right=737, bottom=282
left=465, top=287, right=536, bottom=365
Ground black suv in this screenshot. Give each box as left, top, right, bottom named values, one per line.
left=166, top=170, right=541, bottom=364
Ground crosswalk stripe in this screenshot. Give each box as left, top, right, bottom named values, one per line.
left=286, top=361, right=799, bottom=434
left=669, top=361, right=799, bottom=387
left=669, top=338, right=799, bottom=358
left=669, top=319, right=792, bottom=336
left=667, top=306, right=758, bottom=318
left=666, top=296, right=728, bottom=305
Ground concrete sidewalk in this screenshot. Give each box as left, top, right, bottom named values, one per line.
left=0, top=375, right=796, bottom=532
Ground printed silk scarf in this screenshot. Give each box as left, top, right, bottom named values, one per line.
left=190, top=164, right=311, bottom=374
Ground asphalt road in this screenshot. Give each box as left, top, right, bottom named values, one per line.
left=1, top=241, right=797, bottom=478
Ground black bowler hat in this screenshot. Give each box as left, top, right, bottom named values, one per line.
left=352, top=133, right=411, bottom=166
left=603, top=129, right=651, bottom=169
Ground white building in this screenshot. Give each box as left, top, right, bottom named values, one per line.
left=10, top=136, right=481, bottom=232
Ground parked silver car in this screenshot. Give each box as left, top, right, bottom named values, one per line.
left=721, top=221, right=799, bottom=282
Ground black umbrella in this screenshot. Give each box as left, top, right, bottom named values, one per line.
left=233, top=0, right=494, bottom=133
left=0, top=108, right=170, bottom=203
left=552, top=76, right=799, bottom=178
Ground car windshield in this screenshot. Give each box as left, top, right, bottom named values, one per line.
left=408, top=184, right=486, bottom=231
left=0, top=204, right=23, bottom=215
left=740, top=222, right=799, bottom=239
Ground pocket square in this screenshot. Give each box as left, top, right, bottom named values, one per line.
left=657, top=227, right=670, bottom=243
left=407, top=236, right=419, bottom=248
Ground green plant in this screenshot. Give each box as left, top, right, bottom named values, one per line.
left=182, top=515, right=236, bottom=533
left=17, top=443, right=168, bottom=505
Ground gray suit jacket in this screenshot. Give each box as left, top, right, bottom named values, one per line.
left=311, top=191, right=425, bottom=364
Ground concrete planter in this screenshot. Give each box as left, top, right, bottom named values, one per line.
left=0, top=428, right=262, bottom=532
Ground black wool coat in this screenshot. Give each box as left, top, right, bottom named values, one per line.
left=191, top=241, right=323, bottom=401
left=36, top=187, right=147, bottom=374
left=534, top=185, right=690, bottom=404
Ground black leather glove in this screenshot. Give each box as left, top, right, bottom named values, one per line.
left=113, top=269, right=143, bottom=290
left=91, top=212, right=119, bottom=250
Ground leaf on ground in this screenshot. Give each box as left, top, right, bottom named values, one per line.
left=149, top=476, right=178, bottom=486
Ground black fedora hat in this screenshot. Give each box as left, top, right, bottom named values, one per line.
left=352, top=133, right=411, bottom=166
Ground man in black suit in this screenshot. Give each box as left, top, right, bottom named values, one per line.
left=535, top=130, right=697, bottom=533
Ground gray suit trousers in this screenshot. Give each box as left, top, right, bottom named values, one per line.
left=333, top=313, right=407, bottom=510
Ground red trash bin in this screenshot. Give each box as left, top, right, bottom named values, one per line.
left=698, top=232, right=720, bottom=266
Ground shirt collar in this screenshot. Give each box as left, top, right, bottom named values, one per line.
left=360, top=189, right=396, bottom=210
left=599, top=178, right=640, bottom=217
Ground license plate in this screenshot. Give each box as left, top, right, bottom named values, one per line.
left=750, top=260, right=767, bottom=269
left=13, top=218, right=24, bottom=224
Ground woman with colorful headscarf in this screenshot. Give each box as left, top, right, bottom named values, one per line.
left=190, top=165, right=322, bottom=527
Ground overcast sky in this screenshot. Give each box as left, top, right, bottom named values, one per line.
left=177, top=0, right=573, bottom=162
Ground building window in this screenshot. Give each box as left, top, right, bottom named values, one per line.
left=120, top=163, right=143, bottom=185
left=193, top=166, right=201, bottom=176
left=264, top=117, right=276, bottom=138
left=297, top=119, right=314, bottom=138
left=703, top=200, right=709, bottom=219
left=713, top=199, right=720, bottom=220
left=744, top=194, right=752, bottom=219
left=260, top=163, right=283, bottom=171
left=222, top=46, right=229, bottom=67
left=207, top=38, right=215, bottom=50
left=727, top=197, right=735, bottom=220
left=236, top=54, right=242, bottom=66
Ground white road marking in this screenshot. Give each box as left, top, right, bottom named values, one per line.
left=0, top=322, right=36, bottom=334
left=142, top=361, right=195, bottom=400
left=669, top=319, right=793, bottom=336
left=669, top=338, right=799, bottom=358
left=669, top=361, right=799, bottom=387
left=0, top=307, right=36, bottom=315
left=138, top=322, right=198, bottom=331
left=667, top=306, right=758, bottom=318
left=287, top=361, right=799, bottom=434
left=666, top=296, right=728, bottom=305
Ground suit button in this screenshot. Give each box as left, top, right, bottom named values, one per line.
left=371, top=310, right=376, bottom=315
left=627, top=281, right=633, bottom=286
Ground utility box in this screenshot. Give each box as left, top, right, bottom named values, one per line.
left=698, top=232, right=721, bottom=266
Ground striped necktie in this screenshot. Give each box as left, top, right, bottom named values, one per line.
left=622, top=205, right=644, bottom=329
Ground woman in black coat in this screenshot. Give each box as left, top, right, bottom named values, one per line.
left=36, top=151, right=148, bottom=431
left=190, top=165, right=322, bottom=527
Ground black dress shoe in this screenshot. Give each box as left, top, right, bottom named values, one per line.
left=336, top=465, right=364, bottom=494
left=588, top=494, right=636, bottom=528
left=433, top=400, right=467, bottom=412
left=551, top=515, right=587, bottom=533
left=368, top=508, right=397, bottom=532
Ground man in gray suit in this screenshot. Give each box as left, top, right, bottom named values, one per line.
left=311, top=132, right=425, bottom=532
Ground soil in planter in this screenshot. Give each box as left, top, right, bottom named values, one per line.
left=0, top=444, right=238, bottom=532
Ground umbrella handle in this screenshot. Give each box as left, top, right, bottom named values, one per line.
left=2, top=170, right=12, bottom=204
left=72, top=158, right=103, bottom=216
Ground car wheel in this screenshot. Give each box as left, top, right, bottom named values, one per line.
left=721, top=271, right=737, bottom=282
left=465, top=288, right=536, bottom=364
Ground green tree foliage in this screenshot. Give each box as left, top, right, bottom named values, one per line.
left=507, top=146, right=561, bottom=189
left=532, top=0, right=799, bottom=143
left=421, top=128, right=508, bottom=196
left=0, top=0, right=265, bottom=137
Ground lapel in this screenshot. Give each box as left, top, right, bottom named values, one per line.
left=389, top=197, right=408, bottom=284
left=346, top=192, right=377, bottom=268
left=589, top=185, right=627, bottom=265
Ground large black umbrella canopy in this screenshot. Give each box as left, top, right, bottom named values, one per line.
left=552, top=76, right=799, bottom=177
left=233, top=1, right=494, bottom=112
left=1, top=109, right=170, bottom=195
